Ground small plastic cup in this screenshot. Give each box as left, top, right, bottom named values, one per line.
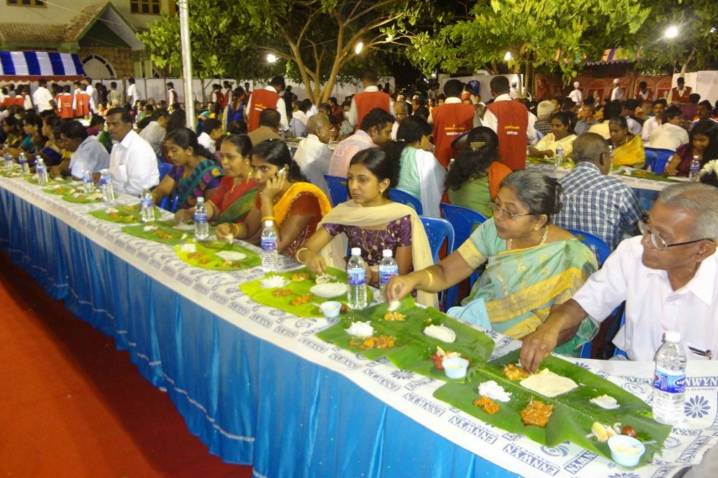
left=608, top=435, right=645, bottom=467
left=320, top=301, right=342, bottom=319
left=442, top=357, right=469, bottom=379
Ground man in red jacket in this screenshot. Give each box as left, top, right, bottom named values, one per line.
left=246, top=76, right=288, bottom=132
left=429, top=79, right=476, bottom=168
left=347, top=70, right=392, bottom=129
left=483, top=76, right=536, bottom=170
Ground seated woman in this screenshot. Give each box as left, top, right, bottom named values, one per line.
left=665, top=119, right=718, bottom=176
left=393, top=116, right=446, bottom=217
left=386, top=171, right=598, bottom=355
left=299, top=146, right=436, bottom=305
left=609, top=116, right=645, bottom=167
left=38, top=115, right=63, bottom=167
left=446, top=127, right=512, bottom=218
left=216, top=139, right=331, bottom=256
left=175, top=134, right=257, bottom=224
left=20, top=113, right=44, bottom=157
left=152, top=127, right=223, bottom=210
left=528, top=111, right=577, bottom=159
left=0, top=115, right=23, bottom=156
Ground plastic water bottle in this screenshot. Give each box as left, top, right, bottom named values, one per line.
left=81, top=170, right=94, bottom=193
left=260, top=219, right=278, bottom=270
left=689, top=154, right=701, bottom=181
left=347, top=247, right=368, bottom=310
left=193, top=197, right=209, bottom=240
left=554, top=145, right=564, bottom=169
left=35, top=156, right=48, bottom=185
left=652, top=330, right=687, bottom=425
left=98, top=169, right=115, bottom=203
left=18, top=153, right=29, bottom=174
left=140, top=188, right=155, bottom=223
left=4, top=153, right=13, bottom=170
left=379, top=249, right=398, bottom=299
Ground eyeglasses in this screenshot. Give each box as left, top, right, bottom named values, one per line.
left=489, top=201, right=532, bottom=220
left=638, top=215, right=713, bottom=250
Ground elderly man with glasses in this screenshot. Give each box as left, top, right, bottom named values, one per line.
left=521, top=183, right=718, bottom=370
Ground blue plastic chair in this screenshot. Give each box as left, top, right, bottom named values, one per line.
left=644, top=147, right=674, bottom=174
left=159, top=162, right=172, bottom=181
left=159, top=193, right=180, bottom=212
left=324, top=175, right=348, bottom=206
left=440, top=203, right=487, bottom=308
left=389, top=188, right=423, bottom=215
left=567, top=229, right=611, bottom=266
left=420, top=216, right=455, bottom=310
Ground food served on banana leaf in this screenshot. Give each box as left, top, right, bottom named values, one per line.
left=503, top=363, right=530, bottom=381
left=291, top=272, right=310, bottom=282
left=590, top=394, right=620, bottom=410
left=346, top=321, right=374, bottom=338
left=473, top=395, right=501, bottom=415
left=383, top=310, right=406, bottom=321
left=431, top=346, right=461, bottom=370
left=520, top=399, right=554, bottom=427
left=423, top=324, right=456, bottom=343
left=350, top=335, right=396, bottom=350
left=478, top=380, right=512, bottom=402
left=519, top=368, right=578, bottom=397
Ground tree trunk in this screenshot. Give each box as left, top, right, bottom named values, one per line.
left=680, top=47, right=696, bottom=75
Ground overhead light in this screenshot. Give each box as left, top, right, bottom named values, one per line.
left=664, top=25, right=679, bottom=40
left=266, top=53, right=278, bottom=64
left=430, top=72, right=437, bottom=79
left=503, top=51, right=513, bottom=62
left=711, top=27, right=716, bottom=34
left=354, top=41, right=364, bottom=55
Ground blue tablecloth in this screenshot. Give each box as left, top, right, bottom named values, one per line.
left=2, top=176, right=717, bottom=478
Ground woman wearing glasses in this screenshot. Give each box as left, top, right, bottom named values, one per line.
left=386, top=170, right=599, bottom=355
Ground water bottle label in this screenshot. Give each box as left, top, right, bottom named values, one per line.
left=654, top=367, right=686, bottom=394
left=379, top=265, right=398, bottom=286
left=261, top=238, right=276, bottom=252
left=348, top=268, right=366, bottom=286
left=194, top=212, right=207, bottom=224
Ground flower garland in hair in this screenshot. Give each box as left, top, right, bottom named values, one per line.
left=699, top=159, right=718, bottom=178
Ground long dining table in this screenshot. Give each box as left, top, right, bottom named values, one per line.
left=1, top=173, right=717, bottom=478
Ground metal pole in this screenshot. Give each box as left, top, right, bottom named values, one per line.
left=178, top=0, right=195, bottom=130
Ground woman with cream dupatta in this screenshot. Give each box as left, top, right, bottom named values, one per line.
left=299, top=147, right=437, bottom=307
left=386, top=171, right=598, bottom=356
left=216, top=140, right=331, bottom=256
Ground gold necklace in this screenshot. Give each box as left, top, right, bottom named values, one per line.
left=508, top=226, right=549, bottom=250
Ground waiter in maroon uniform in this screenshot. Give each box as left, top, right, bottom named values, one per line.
left=669, top=76, right=692, bottom=105
left=246, top=76, right=288, bottom=132
left=429, top=79, right=475, bottom=168
left=348, top=70, right=392, bottom=129
left=482, top=76, right=536, bottom=170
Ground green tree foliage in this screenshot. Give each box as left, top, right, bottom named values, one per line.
left=633, top=0, right=718, bottom=74
left=408, top=0, right=648, bottom=86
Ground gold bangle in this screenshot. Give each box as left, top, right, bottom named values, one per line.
left=262, top=215, right=276, bottom=223
left=295, top=247, right=309, bottom=263
left=424, top=269, right=434, bottom=288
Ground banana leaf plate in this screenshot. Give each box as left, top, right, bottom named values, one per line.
left=90, top=204, right=162, bottom=224
left=62, top=190, right=104, bottom=204
left=317, top=298, right=495, bottom=377
left=121, top=221, right=194, bottom=245
left=239, top=267, right=355, bottom=317
left=174, top=240, right=261, bottom=271
left=434, top=349, right=672, bottom=465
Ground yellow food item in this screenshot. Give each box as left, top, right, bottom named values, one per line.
left=272, top=288, right=293, bottom=297
left=291, top=272, right=310, bottom=282
left=520, top=399, right=554, bottom=427
left=473, top=395, right=501, bottom=415
left=290, top=294, right=312, bottom=306
left=383, top=311, right=406, bottom=321
left=503, top=363, right=530, bottom=381
left=591, top=421, right=616, bottom=442
left=350, top=335, right=396, bottom=350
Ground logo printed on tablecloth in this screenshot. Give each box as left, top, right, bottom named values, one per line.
left=402, top=392, right=446, bottom=416
left=502, top=443, right=560, bottom=475
left=363, top=368, right=401, bottom=391
left=448, top=415, right=498, bottom=444
left=562, top=449, right=597, bottom=474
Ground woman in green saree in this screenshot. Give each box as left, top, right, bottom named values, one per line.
left=386, top=170, right=599, bottom=356
left=175, top=134, right=257, bottom=224
left=152, top=127, right=222, bottom=210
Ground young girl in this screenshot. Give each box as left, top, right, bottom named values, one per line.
left=665, top=120, right=718, bottom=176
left=152, top=127, right=222, bottom=209
left=216, top=139, right=330, bottom=256
left=175, top=134, right=257, bottom=224
left=299, top=147, right=436, bottom=305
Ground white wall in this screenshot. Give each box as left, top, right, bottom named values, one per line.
left=673, top=71, right=718, bottom=105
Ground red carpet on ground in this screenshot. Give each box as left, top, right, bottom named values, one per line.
left=0, top=253, right=253, bottom=478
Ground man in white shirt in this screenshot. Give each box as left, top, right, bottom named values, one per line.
left=641, top=99, right=666, bottom=142
left=197, top=118, right=222, bottom=154
left=54, top=120, right=110, bottom=179
left=294, top=113, right=333, bottom=195
left=328, top=108, right=394, bottom=177
left=138, top=108, right=169, bottom=156
left=520, top=183, right=718, bottom=370
left=82, top=78, right=96, bottom=113
left=568, top=81, right=583, bottom=105
left=32, top=79, right=55, bottom=113
left=126, top=77, right=140, bottom=109
left=106, top=107, right=159, bottom=196
left=610, top=78, right=623, bottom=101
left=647, top=105, right=689, bottom=151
